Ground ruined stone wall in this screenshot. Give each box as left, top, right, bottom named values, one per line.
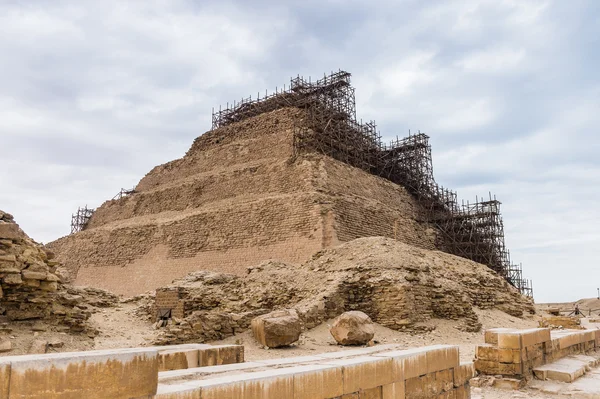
left=311, top=155, right=437, bottom=250
left=0, top=210, right=115, bottom=333
left=52, top=193, right=325, bottom=296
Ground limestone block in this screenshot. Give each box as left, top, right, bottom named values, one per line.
left=484, top=328, right=515, bottom=345
left=0, top=254, right=16, bottom=264
left=23, top=278, right=41, bottom=288
left=496, top=362, right=522, bottom=376
left=291, top=364, right=343, bottom=399
left=0, top=341, right=11, bottom=353
left=159, top=349, right=199, bottom=371
left=492, top=377, right=526, bottom=389
left=405, top=373, right=441, bottom=398
left=519, top=328, right=551, bottom=348
left=524, top=344, right=544, bottom=362
left=557, top=333, right=581, bottom=350
left=29, top=340, right=48, bottom=354
left=439, top=390, right=458, bottom=399
left=497, top=348, right=522, bottom=364
left=0, top=363, right=9, bottom=399
left=330, top=311, right=375, bottom=346
left=197, top=345, right=244, bottom=367
left=244, top=370, right=295, bottom=399
left=217, top=344, right=244, bottom=364
left=453, top=362, right=476, bottom=387
left=213, top=369, right=295, bottom=399
left=40, top=281, right=58, bottom=292
left=582, top=330, right=596, bottom=344
left=454, top=384, right=471, bottom=399
left=0, top=265, right=20, bottom=274
left=357, top=386, right=382, bottom=398
left=3, top=273, right=22, bottom=285
left=475, top=345, right=497, bottom=362
left=157, top=368, right=297, bottom=399
left=321, top=356, right=394, bottom=394
left=382, top=381, right=405, bottom=399
left=435, top=369, right=455, bottom=392
left=373, top=347, right=427, bottom=380
left=198, top=347, right=218, bottom=367
left=21, top=270, right=47, bottom=281
left=474, top=360, right=497, bottom=375
left=0, top=347, right=158, bottom=399
left=425, top=345, right=459, bottom=374
left=0, top=223, right=23, bottom=240
left=151, top=383, right=202, bottom=399
left=497, top=332, right=522, bottom=350
left=251, top=309, right=302, bottom=348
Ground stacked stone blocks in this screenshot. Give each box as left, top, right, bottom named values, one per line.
left=155, top=344, right=475, bottom=399
left=475, top=327, right=600, bottom=378
left=0, top=343, right=244, bottom=398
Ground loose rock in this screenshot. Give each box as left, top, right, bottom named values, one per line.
left=0, top=340, right=12, bottom=353
left=29, top=339, right=48, bottom=354
left=330, top=311, right=375, bottom=346
left=251, top=309, right=302, bottom=348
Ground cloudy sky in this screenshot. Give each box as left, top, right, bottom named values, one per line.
left=1, top=0, right=598, bottom=303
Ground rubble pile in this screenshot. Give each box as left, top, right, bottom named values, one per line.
left=151, top=237, right=535, bottom=345
left=0, top=210, right=117, bottom=333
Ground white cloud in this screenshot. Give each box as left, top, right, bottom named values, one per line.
left=456, top=47, right=527, bottom=73
left=434, top=98, right=499, bottom=131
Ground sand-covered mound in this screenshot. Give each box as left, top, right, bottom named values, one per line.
left=152, top=237, right=534, bottom=344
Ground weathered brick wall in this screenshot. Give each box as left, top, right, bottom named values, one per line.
left=52, top=193, right=326, bottom=295
left=88, top=161, right=314, bottom=229
left=135, top=108, right=301, bottom=193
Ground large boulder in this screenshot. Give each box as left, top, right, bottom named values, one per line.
left=330, top=311, right=375, bottom=346
left=251, top=309, right=302, bottom=348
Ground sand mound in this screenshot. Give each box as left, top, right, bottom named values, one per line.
left=152, top=237, right=534, bottom=344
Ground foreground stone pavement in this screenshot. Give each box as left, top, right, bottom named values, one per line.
left=530, top=367, right=600, bottom=397
left=0, top=343, right=475, bottom=398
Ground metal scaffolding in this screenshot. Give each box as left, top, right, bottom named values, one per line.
left=70, top=206, right=94, bottom=234
left=211, top=70, right=534, bottom=297
left=112, top=187, right=136, bottom=201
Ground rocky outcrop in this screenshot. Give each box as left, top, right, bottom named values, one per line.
left=251, top=309, right=302, bottom=348
left=150, top=237, right=534, bottom=345
left=0, top=210, right=117, bottom=333
left=330, top=311, right=375, bottom=346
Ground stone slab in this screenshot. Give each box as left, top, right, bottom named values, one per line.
left=159, top=349, right=199, bottom=371
left=373, top=347, right=428, bottom=380
left=533, top=357, right=589, bottom=383
left=320, top=356, right=394, bottom=394
left=158, top=362, right=265, bottom=382
left=0, top=347, right=158, bottom=399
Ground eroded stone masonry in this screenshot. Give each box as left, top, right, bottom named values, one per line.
left=0, top=211, right=115, bottom=333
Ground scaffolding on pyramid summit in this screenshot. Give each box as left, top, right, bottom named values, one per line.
left=210, top=70, right=533, bottom=297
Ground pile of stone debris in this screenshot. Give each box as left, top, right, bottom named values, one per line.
left=149, top=237, right=535, bottom=345
left=0, top=210, right=118, bottom=340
